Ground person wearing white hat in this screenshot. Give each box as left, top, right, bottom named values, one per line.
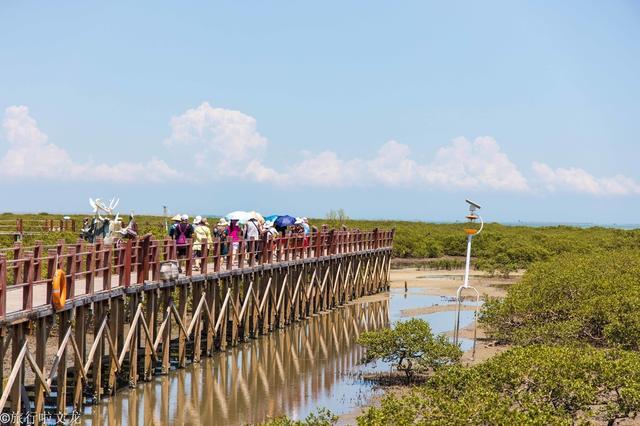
left=169, top=214, right=194, bottom=259
left=168, top=214, right=182, bottom=237
left=214, top=218, right=230, bottom=256
left=192, top=216, right=212, bottom=267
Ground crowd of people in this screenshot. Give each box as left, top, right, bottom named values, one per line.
left=167, top=214, right=311, bottom=261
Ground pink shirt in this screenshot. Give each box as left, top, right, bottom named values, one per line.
left=229, top=224, right=241, bottom=242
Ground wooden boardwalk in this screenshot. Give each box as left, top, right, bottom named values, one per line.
left=0, top=228, right=394, bottom=424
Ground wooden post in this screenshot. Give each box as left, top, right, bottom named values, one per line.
left=34, top=317, right=49, bottom=424
left=94, top=301, right=104, bottom=399
left=138, top=235, right=151, bottom=284
left=103, top=245, right=112, bottom=291
left=122, top=239, right=133, bottom=287
left=185, top=238, right=193, bottom=276
left=162, top=290, right=171, bottom=373
left=200, top=241, right=209, bottom=274
left=0, top=255, right=5, bottom=319
left=230, top=276, right=240, bottom=346
left=74, top=305, right=86, bottom=409
left=144, top=288, right=157, bottom=380
left=57, top=311, right=70, bottom=416
left=238, top=240, right=246, bottom=269
left=193, top=284, right=202, bottom=363
left=13, top=243, right=23, bottom=284
left=128, top=296, right=139, bottom=387
left=205, top=279, right=215, bottom=355
left=10, top=323, right=26, bottom=420
left=219, top=279, right=228, bottom=351
left=107, top=298, right=120, bottom=394
left=86, top=244, right=96, bottom=295
left=33, top=241, right=43, bottom=281
left=213, top=238, right=221, bottom=272
left=226, top=237, right=234, bottom=271
left=66, top=246, right=77, bottom=299
left=178, top=284, right=187, bottom=367
left=23, top=252, right=34, bottom=310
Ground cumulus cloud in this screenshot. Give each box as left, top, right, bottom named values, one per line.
left=0, top=105, right=180, bottom=182
left=532, top=162, right=640, bottom=195
left=4, top=102, right=638, bottom=196
left=165, top=102, right=268, bottom=176
left=246, top=137, right=529, bottom=191
left=419, top=137, right=529, bottom=191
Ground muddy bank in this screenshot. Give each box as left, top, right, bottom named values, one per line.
left=337, top=267, right=518, bottom=425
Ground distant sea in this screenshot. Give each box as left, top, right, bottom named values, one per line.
left=499, top=222, right=640, bottom=230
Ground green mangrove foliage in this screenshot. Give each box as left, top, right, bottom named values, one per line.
left=315, top=219, right=640, bottom=276
left=260, top=408, right=338, bottom=426
left=358, top=318, right=462, bottom=381
left=358, top=345, right=640, bottom=425
left=480, top=249, right=640, bottom=349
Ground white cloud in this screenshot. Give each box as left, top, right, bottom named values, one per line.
left=419, top=137, right=529, bottom=191
left=165, top=102, right=268, bottom=176
left=246, top=136, right=529, bottom=191
left=367, top=140, right=418, bottom=186
left=532, top=161, right=640, bottom=195
left=0, top=105, right=180, bottom=182
left=4, top=102, right=637, bottom=197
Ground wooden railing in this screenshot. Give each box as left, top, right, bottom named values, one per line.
left=0, top=228, right=394, bottom=321
left=0, top=218, right=76, bottom=236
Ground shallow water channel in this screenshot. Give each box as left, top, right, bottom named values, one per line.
left=81, top=288, right=476, bottom=425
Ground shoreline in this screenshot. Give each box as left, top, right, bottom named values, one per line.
left=337, top=267, right=518, bottom=425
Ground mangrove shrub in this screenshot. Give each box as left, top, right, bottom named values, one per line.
left=358, top=318, right=462, bottom=381
left=358, top=345, right=640, bottom=425
left=480, top=250, right=640, bottom=349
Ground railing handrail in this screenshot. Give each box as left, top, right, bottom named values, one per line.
left=0, top=227, right=395, bottom=320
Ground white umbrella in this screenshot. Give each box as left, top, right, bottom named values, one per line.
left=225, top=211, right=252, bottom=224
left=249, top=211, right=265, bottom=224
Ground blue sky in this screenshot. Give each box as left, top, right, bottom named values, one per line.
left=1, top=1, right=639, bottom=223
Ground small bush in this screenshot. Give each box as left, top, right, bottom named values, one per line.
left=420, top=258, right=466, bottom=270
left=358, top=318, right=462, bottom=381
left=260, top=408, right=337, bottom=426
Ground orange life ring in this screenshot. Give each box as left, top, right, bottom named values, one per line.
left=52, top=269, right=67, bottom=310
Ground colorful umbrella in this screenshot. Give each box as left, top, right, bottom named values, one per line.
left=274, top=215, right=296, bottom=230
left=264, top=214, right=279, bottom=223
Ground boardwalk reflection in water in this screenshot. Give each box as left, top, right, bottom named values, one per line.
left=82, top=299, right=389, bottom=425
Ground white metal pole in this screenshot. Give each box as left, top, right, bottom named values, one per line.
left=462, top=234, right=472, bottom=288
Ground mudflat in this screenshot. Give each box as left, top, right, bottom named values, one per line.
left=337, top=267, right=519, bottom=425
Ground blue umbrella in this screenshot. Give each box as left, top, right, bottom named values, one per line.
left=274, top=215, right=296, bottom=230
left=264, top=214, right=279, bottom=223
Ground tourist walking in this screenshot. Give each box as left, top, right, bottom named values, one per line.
left=214, top=218, right=230, bottom=256
left=192, top=216, right=213, bottom=260
left=228, top=219, right=243, bottom=262
left=170, top=214, right=194, bottom=258
left=245, top=217, right=262, bottom=259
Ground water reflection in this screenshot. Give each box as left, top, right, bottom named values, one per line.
left=83, top=300, right=390, bottom=425
left=82, top=288, right=479, bottom=425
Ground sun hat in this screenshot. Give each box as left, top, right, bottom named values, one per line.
left=217, top=218, right=229, bottom=226
left=294, top=217, right=303, bottom=225
left=193, top=215, right=202, bottom=225
left=171, top=214, right=181, bottom=222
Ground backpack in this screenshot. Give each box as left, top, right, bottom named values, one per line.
left=176, top=223, right=189, bottom=245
